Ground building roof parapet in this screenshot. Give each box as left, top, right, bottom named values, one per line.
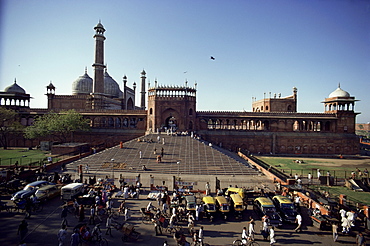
left=148, top=85, right=196, bottom=92
left=197, top=111, right=337, bottom=118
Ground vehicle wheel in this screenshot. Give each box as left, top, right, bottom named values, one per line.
left=232, top=239, right=243, bottom=246
left=99, top=238, right=108, bottom=246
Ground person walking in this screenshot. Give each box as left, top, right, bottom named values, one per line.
left=248, top=220, right=255, bottom=241
left=57, top=225, right=67, bottom=246
left=332, top=222, right=338, bottom=242
left=124, top=207, right=131, bottom=221
left=241, top=227, right=248, bottom=243
left=139, top=150, right=142, bottom=159
left=105, top=215, right=113, bottom=236
left=198, top=226, right=204, bottom=246
left=269, top=226, right=276, bottom=245
left=17, top=219, right=28, bottom=243
left=341, top=216, right=350, bottom=234
left=262, top=219, right=269, bottom=240
left=61, top=206, right=69, bottom=226
left=205, top=182, right=210, bottom=196
left=307, top=173, right=312, bottom=185
left=356, top=232, right=366, bottom=246
left=152, top=218, right=162, bottom=236
left=79, top=204, right=85, bottom=222
left=70, top=229, right=80, bottom=246
left=162, top=202, right=168, bottom=215
left=89, top=206, right=96, bottom=225
left=294, top=213, right=302, bottom=232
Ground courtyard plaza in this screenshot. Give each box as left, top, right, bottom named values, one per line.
left=0, top=133, right=365, bottom=245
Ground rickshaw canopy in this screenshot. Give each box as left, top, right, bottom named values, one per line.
left=225, top=187, right=246, bottom=199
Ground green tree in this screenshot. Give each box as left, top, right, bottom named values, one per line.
left=24, top=110, right=90, bottom=143
left=0, top=108, right=24, bottom=149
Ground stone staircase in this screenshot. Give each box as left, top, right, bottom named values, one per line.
left=71, top=134, right=260, bottom=176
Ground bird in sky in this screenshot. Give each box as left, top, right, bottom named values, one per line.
left=210, top=56, right=215, bottom=60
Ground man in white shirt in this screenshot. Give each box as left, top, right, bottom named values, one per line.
left=294, top=214, right=302, bottom=232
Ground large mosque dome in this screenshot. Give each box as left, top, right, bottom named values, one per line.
left=328, top=84, right=350, bottom=98
left=72, top=69, right=93, bottom=95
left=104, top=70, right=123, bottom=98
left=4, top=79, right=26, bottom=94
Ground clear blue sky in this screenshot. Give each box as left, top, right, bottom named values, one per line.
left=1, top=0, right=369, bottom=123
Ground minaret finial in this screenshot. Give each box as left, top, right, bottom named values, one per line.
left=14, top=78, right=17, bottom=84
left=338, top=82, right=341, bottom=88
left=85, top=67, right=87, bottom=74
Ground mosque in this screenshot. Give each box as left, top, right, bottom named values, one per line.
left=0, top=22, right=360, bottom=155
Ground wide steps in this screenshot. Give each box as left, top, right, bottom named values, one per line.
left=71, top=134, right=260, bottom=176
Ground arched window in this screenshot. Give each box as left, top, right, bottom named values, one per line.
left=287, top=105, right=292, bottom=111
left=115, top=118, right=121, bottom=128
left=108, top=117, right=114, bottom=127
left=189, top=121, right=193, bottom=130
left=149, top=108, right=153, bottom=115
left=265, top=106, right=269, bottom=111
left=101, top=118, right=107, bottom=127
left=189, top=108, right=193, bottom=115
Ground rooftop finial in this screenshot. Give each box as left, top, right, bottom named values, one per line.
left=338, top=82, right=341, bottom=88
left=85, top=67, right=87, bottom=74
left=14, top=78, right=17, bottom=84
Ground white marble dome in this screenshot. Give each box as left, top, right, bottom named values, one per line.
left=328, top=85, right=350, bottom=98
left=72, top=70, right=93, bottom=95
left=104, top=70, right=123, bottom=98
left=4, top=80, right=26, bottom=94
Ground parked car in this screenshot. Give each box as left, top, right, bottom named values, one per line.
left=35, top=184, right=61, bottom=201
left=253, top=197, right=282, bottom=227
left=272, top=195, right=298, bottom=223
left=61, top=183, right=85, bottom=201
left=11, top=180, right=52, bottom=201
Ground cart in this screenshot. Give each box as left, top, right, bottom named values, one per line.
left=114, top=222, right=140, bottom=242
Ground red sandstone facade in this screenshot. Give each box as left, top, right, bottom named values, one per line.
left=0, top=23, right=360, bottom=155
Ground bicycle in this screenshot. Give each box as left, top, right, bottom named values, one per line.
left=232, top=237, right=260, bottom=246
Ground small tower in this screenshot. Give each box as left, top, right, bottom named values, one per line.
left=322, top=84, right=359, bottom=133
left=140, top=70, right=146, bottom=110
left=46, top=81, right=55, bottom=109
left=123, top=75, right=127, bottom=109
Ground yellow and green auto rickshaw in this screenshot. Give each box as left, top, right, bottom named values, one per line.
left=184, top=195, right=197, bottom=215
left=230, top=194, right=244, bottom=220
left=202, top=196, right=216, bottom=222
left=225, top=187, right=248, bottom=205
left=215, top=196, right=230, bottom=220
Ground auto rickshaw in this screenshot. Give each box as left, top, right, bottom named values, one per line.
left=202, top=196, right=216, bottom=222
left=215, top=196, right=230, bottom=220
left=225, top=187, right=247, bottom=205
left=184, top=195, right=197, bottom=215
left=230, top=194, right=244, bottom=220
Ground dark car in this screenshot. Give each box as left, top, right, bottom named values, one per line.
left=272, top=195, right=298, bottom=223
left=11, top=180, right=52, bottom=201
left=253, top=197, right=282, bottom=227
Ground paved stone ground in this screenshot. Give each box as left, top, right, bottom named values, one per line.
left=0, top=134, right=368, bottom=245
left=73, top=134, right=259, bottom=176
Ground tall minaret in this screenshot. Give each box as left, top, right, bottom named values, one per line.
left=92, top=21, right=106, bottom=95
left=140, top=70, right=146, bottom=109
